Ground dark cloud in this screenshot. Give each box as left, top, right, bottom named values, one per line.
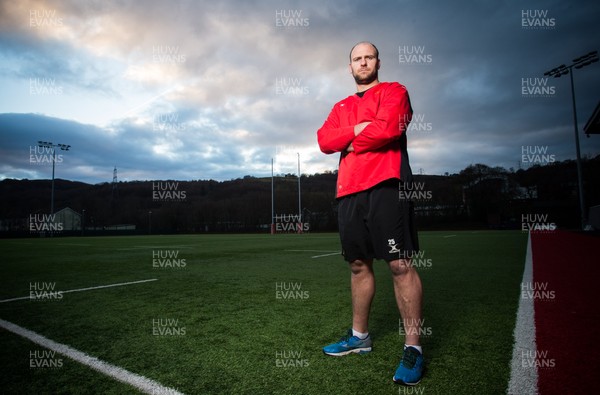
left=1, top=0, right=599, bottom=182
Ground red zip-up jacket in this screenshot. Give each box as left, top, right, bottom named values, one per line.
left=317, top=82, right=413, bottom=198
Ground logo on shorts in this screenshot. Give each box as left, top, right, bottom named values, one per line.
left=388, top=239, right=400, bottom=254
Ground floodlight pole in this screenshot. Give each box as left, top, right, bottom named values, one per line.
left=37, top=141, right=70, bottom=216
left=51, top=148, right=56, bottom=215
left=568, top=70, right=585, bottom=229
left=544, top=50, right=598, bottom=230
left=297, top=153, right=302, bottom=233
left=271, top=158, right=275, bottom=235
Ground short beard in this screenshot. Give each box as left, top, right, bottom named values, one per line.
left=353, top=69, right=378, bottom=85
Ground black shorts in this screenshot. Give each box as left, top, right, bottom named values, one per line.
left=338, top=179, right=419, bottom=262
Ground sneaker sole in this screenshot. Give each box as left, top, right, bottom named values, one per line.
left=393, top=377, right=421, bottom=386
left=323, top=347, right=372, bottom=357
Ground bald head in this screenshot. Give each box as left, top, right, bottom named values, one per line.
left=349, top=42, right=379, bottom=62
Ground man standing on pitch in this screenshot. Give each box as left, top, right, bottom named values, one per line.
left=317, top=42, right=424, bottom=385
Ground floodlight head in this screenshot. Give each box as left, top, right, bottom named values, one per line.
left=573, top=56, right=583, bottom=63
left=575, top=60, right=593, bottom=69
left=573, top=51, right=599, bottom=69
left=573, top=51, right=598, bottom=65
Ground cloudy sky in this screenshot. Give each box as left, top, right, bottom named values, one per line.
left=0, top=0, right=599, bottom=184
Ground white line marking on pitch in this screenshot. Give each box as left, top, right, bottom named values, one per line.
left=0, top=318, right=184, bottom=395
left=117, top=245, right=194, bottom=251
left=443, top=234, right=457, bottom=238
left=285, top=249, right=337, bottom=252
left=312, top=252, right=340, bottom=258
left=0, top=279, right=158, bottom=303
left=507, top=232, right=538, bottom=395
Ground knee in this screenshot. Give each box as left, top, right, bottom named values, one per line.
left=389, top=259, right=412, bottom=276
left=349, top=260, right=372, bottom=275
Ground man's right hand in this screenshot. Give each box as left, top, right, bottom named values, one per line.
left=354, top=122, right=371, bottom=136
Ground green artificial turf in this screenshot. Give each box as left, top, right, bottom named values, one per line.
left=0, top=231, right=527, bottom=394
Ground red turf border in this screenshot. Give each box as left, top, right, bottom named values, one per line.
left=531, top=230, right=600, bottom=394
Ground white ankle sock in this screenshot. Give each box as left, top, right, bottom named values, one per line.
left=352, top=329, right=369, bottom=339
left=405, top=344, right=422, bottom=354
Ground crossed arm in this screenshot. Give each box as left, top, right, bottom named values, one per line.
left=317, top=84, right=411, bottom=155
left=346, top=122, right=371, bottom=152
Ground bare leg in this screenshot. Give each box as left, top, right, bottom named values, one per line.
left=350, top=259, right=375, bottom=333
left=388, top=259, right=423, bottom=346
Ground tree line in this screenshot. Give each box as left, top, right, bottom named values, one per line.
left=1, top=156, right=599, bottom=236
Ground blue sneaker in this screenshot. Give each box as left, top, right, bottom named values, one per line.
left=322, top=329, right=372, bottom=356
left=393, top=346, right=424, bottom=385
